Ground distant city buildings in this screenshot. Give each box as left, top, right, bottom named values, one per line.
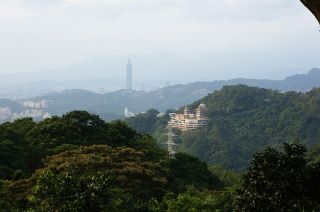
left=0, top=99, right=51, bottom=123
left=168, top=103, right=209, bottom=131
left=0, top=107, right=11, bottom=120
left=22, top=100, right=47, bottom=109
left=126, top=59, right=133, bottom=90
left=157, top=112, right=165, bottom=118
left=0, top=108, right=52, bottom=123
left=43, top=112, right=52, bottom=119
left=124, top=106, right=136, bottom=118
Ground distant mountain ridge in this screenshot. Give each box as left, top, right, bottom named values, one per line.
left=228, top=68, right=320, bottom=91
left=1, top=68, right=320, bottom=120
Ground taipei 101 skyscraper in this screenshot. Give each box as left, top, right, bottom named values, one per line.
left=126, top=59, right=133, bottom=90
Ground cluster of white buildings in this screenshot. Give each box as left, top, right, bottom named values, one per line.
left=0, top=99, right=51, bottom=123
left=22, top=100, right=47, bottom=109
left=168, top=103, right=209, bottom=131
left=0, top=107, right=12, bottom=120
left=0, top=108, right=52, bottom=123
left=124, top=106, right=136, bottom=118
left=11, top=110, right=51, bottom=121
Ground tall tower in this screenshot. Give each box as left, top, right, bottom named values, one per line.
left=126, top=59, right=133, bottom=90
left=165, top=127, right=177, bottom=159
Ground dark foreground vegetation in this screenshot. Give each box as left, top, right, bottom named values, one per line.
left=0, top=111, right=225, bottom=211
left=0, top=110, right=319, bottom=211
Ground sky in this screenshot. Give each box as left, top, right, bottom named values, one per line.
left=0, top=0, right=319, bottom=82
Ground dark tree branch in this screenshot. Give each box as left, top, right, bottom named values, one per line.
left=301, top=0, right=320, bottom=24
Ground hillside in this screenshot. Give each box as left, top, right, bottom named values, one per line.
left=27, top=68, right=320, bottom=115
left=0, top=111, right=319, bottom=211
left=0, top=99, right=24, bottom=113
left=126, top=85, right=320, bottom=170
left=1, top=68, right=320, bottom=122
left=26, top=86, right=216, bottom=119
left=0, top=111, right=229, bottom=211
left=182, top=85, right=320, bottom=170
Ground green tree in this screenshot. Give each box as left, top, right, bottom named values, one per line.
left=209, top=165, right=240, bottom=187
left=31, top=170, right=133, bottom=212
left=167, top=153, right=223, bottom=193
left=162, top=186, right=234, bottom=212
left=235, top=142, right=320, bottom=211
left=125, top=109, right=167, bottom=134
left=0, top=140, right=27, bottom=179
left=27, top=111, right=111, bottom=148
left=4, top=145, right=168, bottom=211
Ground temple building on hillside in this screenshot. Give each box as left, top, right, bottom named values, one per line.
left=168, top=103, right=209, bottom=131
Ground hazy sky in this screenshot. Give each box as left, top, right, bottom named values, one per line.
left=0, top=0, right=319, bottom=81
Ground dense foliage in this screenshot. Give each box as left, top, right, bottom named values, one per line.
left=0, top=111, right=141, bottom=179
left=125, top=109, right=169, bottom=134
left=181, top=85, right=320, bottom=170
left=235, top=142, right=320, bottom=211
left=127, top=85, right=320, bottom=171
left=1, top=86, right=320, bottom=210
left=0, top=111, right=228, bottom=211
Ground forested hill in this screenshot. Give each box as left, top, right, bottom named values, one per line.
left=1, top=110, right=320, bottom=210
left=15, top=67, right=320, bottom=119
left=181, top=85, right=320, bottom=170
left=126, top=85, right=320, bottom=170
left=0, top=111, right=227, bottom=211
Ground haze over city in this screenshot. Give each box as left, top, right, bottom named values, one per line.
left=0, top=0, right=319, bottom=83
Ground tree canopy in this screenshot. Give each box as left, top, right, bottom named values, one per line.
left=0, top=111, right=226, bottom=211
left=0, top=88, right=320, bottom=211
left=127, top=85, right=320, bottom=171
left=235, top=142, right=320, bottom=211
